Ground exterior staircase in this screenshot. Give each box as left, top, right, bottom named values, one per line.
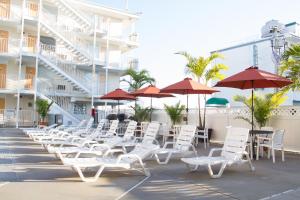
left=38, top=54, right=91, bottom=95
left=37, top=3, right=94, bottom=124
left=40, top=21, right=90, bottom=63
left=37, top=93, right=81, bottom=124
left=50, top=0, right=91, bottom=30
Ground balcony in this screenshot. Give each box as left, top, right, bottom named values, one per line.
left=24, top=2, right=38, bottom=19
left=0, top=37, right=19, bottom=56
left=22, top=36, right=37, bottom=53
left=0, top=73, right=35, bottom=92
left=0, top=5, right=21, bottom=22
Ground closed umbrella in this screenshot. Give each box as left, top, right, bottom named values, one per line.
left=160, top=77, right=219, bottom=124
left=131, top=85, right=174, bottom=121
left=100, top=88, right=136, bottom=114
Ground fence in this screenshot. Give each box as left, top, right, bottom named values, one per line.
left=152, top=106, right=300, bottom=153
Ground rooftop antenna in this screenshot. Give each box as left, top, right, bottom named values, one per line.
left=125, top=0, right=128, bottom=10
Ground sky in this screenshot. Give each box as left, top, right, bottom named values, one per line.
left=93, top=0, right=300, bottom=108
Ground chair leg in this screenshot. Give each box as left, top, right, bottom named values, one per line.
left=282, top=148, right=285, bottom=162
left=191, top=145, right=198, bottom=157
left=207, top=138, right=209, bottom=147
left=260, top=147, right=264, bottom=158
left=272, top=149, right=275, bottom=163
left=154, top=152, right=172, bottom=165
left=256, top=143, right=260, bottom=160
left=137, top=158, right=150, bottom=176
left=244, top=152, right=255, bottom=171
left=74, top=165, right=105, bottom=182
left=268, top=148, right=271, bottom=159
left=207, top=163, right=227, bottom=178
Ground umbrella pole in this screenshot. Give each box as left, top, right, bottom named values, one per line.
left=186, top=94, right=188, bottom=125
left=118, top=100, right=120, bottom=114
left=150, top=97, right=153, bottom=122
left=251, top=81, right=255, bottom=159
left=251, top=88, right=254, bottom=132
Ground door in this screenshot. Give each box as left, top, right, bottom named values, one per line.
left=28, top=2, right=38, bottom=17
left=0, top=64, right=6, bottom=88
left=27, top=35, right=36, bottom=52
left=0, top=30, right=8, bottom=53
left=0, top=0, right=10, bottom=19
left=25, top=67, right=35, bottom=90
left=0, top=98, right=4, bottom=110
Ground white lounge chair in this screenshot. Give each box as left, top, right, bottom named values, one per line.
left=25, top=124, right=59, bottom=138
left=96, top=120, right=119, bottom=140
left=64, top=143, right=159, bottom=182
left=38, top=119, right=111, bottom=147
left=63, top=122, right=160, bottom=182
left=71, top=117, right=95, bottom=136
left=181, top=127, right=255, bottom=178
left=45, top=120, right=107, bottom=154
left=118, top=122, right=160, bottom=150
left=55, top=121, right=138, bottom=163
left=154, top=125, right=197, bottom=164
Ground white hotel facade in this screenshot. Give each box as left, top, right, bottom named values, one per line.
left=0, top=0, right=139, bottom=126
left=212, top=20, right=300, bottom=106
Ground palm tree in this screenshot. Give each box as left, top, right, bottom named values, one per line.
left=121, top=68, right=155, bottom=115
left=164, top=102, right=185, bottom=127
left=121, top=68, right=155, bottom=92
left=279, top=44, right=300, bottom=91
left=176, top=51, right=228, bottom=129
left=233, top=91, right=287, bottom=129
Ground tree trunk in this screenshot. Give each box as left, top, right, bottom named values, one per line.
left=197, top=77, right=203, bottom=128
left=198, top=94, right=202, bottom=128
left=203, top=94, right=207, bottom=129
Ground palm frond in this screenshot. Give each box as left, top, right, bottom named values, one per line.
left=164, top=102, right=185, bottom=126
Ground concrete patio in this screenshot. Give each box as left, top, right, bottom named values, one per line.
left=0, top=129, right=300, bottom=200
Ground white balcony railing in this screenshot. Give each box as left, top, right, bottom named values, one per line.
left=128, top=32, right=139, bottom=43
left=5, top=74, right=35, bottom=91
left=0, top=109, right=37, bottom=127
left=39, top=44, right=92, bottom=90
left=23, top=36, right=37, bottom=53
left=0, top=37, right=19, bottom=55
left=41, top=9, right=92, bottom=57
left=0, top=5, right=21, bottom=21
left=38, top=78, right=85, bottom=97
left=24, top=1, right=38, bottom=18
left=24, top=74, right=35, bottom=90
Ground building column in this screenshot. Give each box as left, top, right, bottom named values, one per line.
left=91, top=15, right=97, bottom=108
left=104, top=18, right=110, bottom=115
left=33, top=0, right=42, bottom=125
left=16, top=0, right=26, bottom=128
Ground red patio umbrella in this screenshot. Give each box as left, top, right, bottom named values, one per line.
left=160, top=77, right=219, bottom=124
left=132, top=85, right=174, bottom=121
left=100, top=88, right=136, bottom=113
left=214, top=66, right=292, bottom=131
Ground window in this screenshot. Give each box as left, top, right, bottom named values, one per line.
left=57, top=85, right=65, bottom=90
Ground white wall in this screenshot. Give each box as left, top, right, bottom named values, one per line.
left=213, top=39, right=297, bottom=106
left=152, top=106, right=300, bottom=153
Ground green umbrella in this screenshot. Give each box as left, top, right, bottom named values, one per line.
left=206, top=97, right=229, bottom=107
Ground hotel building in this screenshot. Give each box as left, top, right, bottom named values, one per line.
left=0, top=0, right=139, bottom=126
